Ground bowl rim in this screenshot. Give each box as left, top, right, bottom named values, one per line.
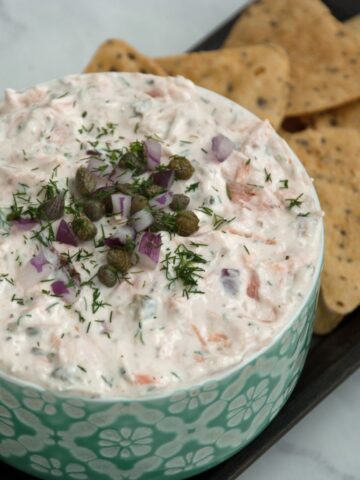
left=0, top=72, right=324, bottom=402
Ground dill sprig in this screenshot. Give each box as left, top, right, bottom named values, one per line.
left=279, top=179, right=289, bottom=189
left=196, top=204, right=235, bottom=230
left=212, top=214, right=235, bottom=230
left=185, top=182, right=200, bottom=193
left=286, top=193, right=304, bottom=210
left=264, top=168, right=272, bottom=183
left=161, top=244, right=207, bottom=298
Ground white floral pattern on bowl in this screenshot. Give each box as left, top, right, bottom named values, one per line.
left=0, top=282, right=319, bottom=480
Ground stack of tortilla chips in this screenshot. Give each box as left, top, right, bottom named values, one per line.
left=84, top=0, right=360, bottom=334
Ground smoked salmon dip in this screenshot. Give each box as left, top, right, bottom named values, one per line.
left=0, top=73, right=322, bottom=397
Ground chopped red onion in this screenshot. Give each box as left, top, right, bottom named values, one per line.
left=110, top=167, right=133, bottom=184
left=11, top=218, right=38, bottom=231
left=135, top=232, right=162, bottom=270
left=144, top=139, right=161, bottom=170
left=19, top=257, right=54, bottom=289
left=30, top=251, right=48, bottom=273
left=87, top=158, right=112, bottom=176
left=151, top=169, right=175, bottom=189
left=129, top=208, right=154, bottom=232
left=56, top=219, right=78, bottom=247
left=211, top=134, right=234, bottom=162
left=51, top=273, right=77, bottom=304
left=111, top=193, right=131, bottom=217
left=149, top=191, right=173, bottom=210
left=221, top=268, right=240, bottom=295
left=51, top=280, right=69, bottom=297
left=104, top=225, right=136, bottom=247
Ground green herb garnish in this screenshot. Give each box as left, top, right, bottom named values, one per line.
left=286, top=193, right=304, bottom=210
left=185, top=182, right=200, bottom=193
left=161, top=244, right=207, bottom=298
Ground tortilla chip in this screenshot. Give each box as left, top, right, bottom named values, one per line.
left=284, top=128, right=360, bottom=321
left=84, top=39, right=166, bottom=75
left=156, top=45, right=290, bottom=129
left=315, top=178, right=360, bottom=317
left=345, top=14, right=360, bottom=33
left=224, top=0, right=360, bottom=116
left=307, top=100, right=360, bottom=131
left=314, top=291, right=344, bottom=335
left=283, top=127, right=360, bottom=192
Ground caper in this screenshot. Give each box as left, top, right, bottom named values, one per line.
left=98, top=264, right=118, bottom=287
left=83, top=200, right=105, bottom=222
left=145, top=184, right=164, bottom=198
left=168, top=155, right=194, bottom=180
left=72, top=216, right=97, bottom=241
left=107, top=249, right=133, bottom=273
left=169, top=194, right=190, bottom=212
left=119, top=151, right=146, bottom=175
left=38, top=193, right=65, bottom=221
left=6, top=211, right=20, bottom=222
left=130, top=195, right=148, bottom=215
left=75, top=167, right=97, bottom=196
left=116, top=183, right=133, bottom=195
left=176, top=210, right=199, bottom=236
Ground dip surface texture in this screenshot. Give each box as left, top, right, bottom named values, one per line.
left=0, top=73, right=322, bottom=397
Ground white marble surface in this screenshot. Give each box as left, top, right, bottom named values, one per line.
left=0, top=0, right=359, bottom=478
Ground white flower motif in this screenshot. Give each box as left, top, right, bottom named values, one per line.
left=279, top=330, right=296, bottom=356
left=98, top=427, right=153, bottom=459
left=0, top=404, right=15, bottom=437
left=164, top=446, right=214, bottom=476
left=226, top=378, right=269, bottom=427
left=66, top=463, right=89, bottom=480
left=30, top=455, right=62, bottom=477
left=62, top=398, right=86, bottom=419
left=168, top=382, right=219, bottom=414
left=22, top=388, right=57, bottom=415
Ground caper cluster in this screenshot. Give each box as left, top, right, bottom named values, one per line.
left=69, top=144, right=200, bottom=287
left=97, top=248, right=134, bottom=287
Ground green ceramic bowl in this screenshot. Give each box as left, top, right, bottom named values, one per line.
left=0, top=78, right=323, bottom=480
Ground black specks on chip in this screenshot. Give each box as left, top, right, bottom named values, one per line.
left=257, top=96, right=268, bottom=108
left=227, top=82, right=234, bottom=94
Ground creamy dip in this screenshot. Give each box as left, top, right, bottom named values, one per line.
left=0, top=73, right=322, bottom=397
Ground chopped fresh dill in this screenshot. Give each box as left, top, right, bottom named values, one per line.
left=196, top=204, right=213, bottom=216
left=134, top=321, right=145, bottom=345
left=243, top=245, right=250, bottom=255
left=57, top=91, right=69, bottom=99
left=45, top=302, right=59, bottom=312
left=11, top=293, right=24, bottom=305
left=264, top=168, right=272, bottom=183
left=161, top=243, right=207, bottom=298
left=75, top=310, right=86, bottom=323
left=279, top=179, right=289, bottom=189
left=212, top=214, right=235, bottom=230
left=285, top=193, right=304, bottom=210
left=91, top=287, right=110, bottom=314
left=185, top=182, right=200, bottom=193
left=0, top=273, right=14, bottom=285
left=197, top=204, right=235, bottom=230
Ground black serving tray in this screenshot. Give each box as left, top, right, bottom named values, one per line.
left=2, top=1, right=360, bottom=479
